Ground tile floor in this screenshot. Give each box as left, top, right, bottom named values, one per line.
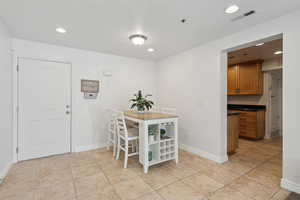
left=0, top=137, right=293, bottom=200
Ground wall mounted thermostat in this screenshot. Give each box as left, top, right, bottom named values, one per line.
left=81, top=79, right=99, bottom=99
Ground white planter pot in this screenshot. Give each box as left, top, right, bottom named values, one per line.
left=149, top=135, right=155, bottom=143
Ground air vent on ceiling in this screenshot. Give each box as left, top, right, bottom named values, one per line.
left=231, top=10, right=256, bottom=22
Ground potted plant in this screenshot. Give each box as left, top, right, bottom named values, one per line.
left=148, top=125, right=157, bottom=143
left=130, top=90, right=154, bottom=112
left=160, top=128, right=167, bottom=139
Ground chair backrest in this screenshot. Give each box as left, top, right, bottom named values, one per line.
left=115, top=111, right=129, bottom=139
left=160, top=107, right=177, bottom=115
left=106, top=109, right=119, bottom=135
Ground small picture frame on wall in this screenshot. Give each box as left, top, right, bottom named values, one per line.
left=81, top=79, right=99, bottom=99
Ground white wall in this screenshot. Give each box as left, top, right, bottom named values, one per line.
left=0, top=19, right=13, bottom=181
left=157, top=10, right=300, bottom=193
left=12, top=39, right=158, bottom=154
left=157, top=46, right=227, bottom=162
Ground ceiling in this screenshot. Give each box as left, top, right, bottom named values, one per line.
left=1, top=0, right=299, bottom=60
left=228, top=39, right=283, bottom=65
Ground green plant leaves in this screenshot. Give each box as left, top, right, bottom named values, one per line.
left=130, top=90, right=154, bottom=111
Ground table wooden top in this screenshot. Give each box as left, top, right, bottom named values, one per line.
left=124, top=110, right=178, bottom=121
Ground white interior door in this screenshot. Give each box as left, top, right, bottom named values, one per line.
left=18, top=58, right=71, bottom=161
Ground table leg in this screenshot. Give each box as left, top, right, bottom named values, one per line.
left=143, top=165, right=148, bottom=173
left=139, top=121, right=149, bottom=173
left=175, top=118, right=179, bottom=164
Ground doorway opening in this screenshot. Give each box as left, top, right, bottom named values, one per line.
left=225, top=35, right=283, bottom=185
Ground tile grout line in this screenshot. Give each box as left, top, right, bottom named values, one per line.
left=1, top=138, right=282, bottom=200
left=95, top=154, right=123, bottom=200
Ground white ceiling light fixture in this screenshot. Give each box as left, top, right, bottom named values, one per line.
left=56, top=27, right=67, bottom=34
left=274, top=50, right=283, bottom=55
left=129, top=34, right=147, bottom=45
left=225, top=5, right=239, bottom=14
left=147, top=48, right=155, bottom=52
left=255, top=43, right=265, bottom=46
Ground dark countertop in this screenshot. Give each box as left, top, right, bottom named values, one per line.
left=228, top=111, right=241, bottom=116
left=228, top=104, right=266, bottom=111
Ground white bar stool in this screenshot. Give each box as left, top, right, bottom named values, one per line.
left=115, top=111, right=139, bottom=168
left=106, top=109, right=118, bottom=157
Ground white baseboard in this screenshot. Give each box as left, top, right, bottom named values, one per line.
left=179, top=143, right=228, bottom=163
left=281, top=178, right=300, bottom=194
left=0, top=161, right=13, bottom=184
left=74, top=143, right=107, bottom=153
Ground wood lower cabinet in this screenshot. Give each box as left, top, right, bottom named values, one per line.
left=227, top=113, right=240, bottom=154
left=237, top=110, right=265, bottom=140
left=228, top=60, right=264, bottom=95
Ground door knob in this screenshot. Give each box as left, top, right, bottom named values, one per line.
left=66, top=111, right=70, bottom=114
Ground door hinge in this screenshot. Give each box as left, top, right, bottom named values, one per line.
left=16, top=147, right=19, bottom=154
left=16, top=65, right=19, bottom=71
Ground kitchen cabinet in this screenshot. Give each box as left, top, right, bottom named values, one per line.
left=228, top=60, right=264, bottom=95
left=231, top=109, right=265, bottom=140
left=227, top=65, right=238, bottom=95
left=227, top=112, right=240, bottom=154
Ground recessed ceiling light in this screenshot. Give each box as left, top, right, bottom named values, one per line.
left=225, top=5, right=239, bottom=14
left=129, top=34, right=147, bottom=45
left=56, top=27, right=67, bottom=34
left=274, top=50, right=283, bottom=55
left=181, top=19, right=187, bottom=23
left=147, top=48, right=155, bottom=52
left=255, top=43, right=265, bottom=46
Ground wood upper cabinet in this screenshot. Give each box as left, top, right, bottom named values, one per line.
left=227, top=65, right=238, bottom=95
left=227, top=60, right=264, bottom=95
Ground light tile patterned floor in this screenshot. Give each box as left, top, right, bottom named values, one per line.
left=0, top=137, right=292, bottom=200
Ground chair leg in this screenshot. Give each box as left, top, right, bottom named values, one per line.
left=136, top=139, right=139, bottom=154
left=124, top=141, right=128, bottom=168
left=113, top=132, right=117, bottom=157
left=116, top=136, right=121, bottom=160
left=113, top=141, right=116, bottom=158
left=124, top=150, right=128, bottom=168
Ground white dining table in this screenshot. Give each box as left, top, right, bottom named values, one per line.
left=124, top=110, right=179, bottom=173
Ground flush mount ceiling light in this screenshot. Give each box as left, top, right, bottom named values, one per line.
left=129, top=34, right=147, bottom=45
left=255, top=43, right=265, bottom=46
left=274, top=50, right=283, bottom=55
left=56, top=27, right=67, bottom=34
left=147, top=48, right=155, bottom=52
left=225, top=5, right=239, bottom=14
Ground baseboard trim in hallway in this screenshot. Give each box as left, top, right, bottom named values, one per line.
left=281, top=178, right=300, bottom=194
left=0, top=161, right=13, bottom=184
left=179, top=143, right=228, bottom=163
left=74, top=143, right=107, bottom=152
